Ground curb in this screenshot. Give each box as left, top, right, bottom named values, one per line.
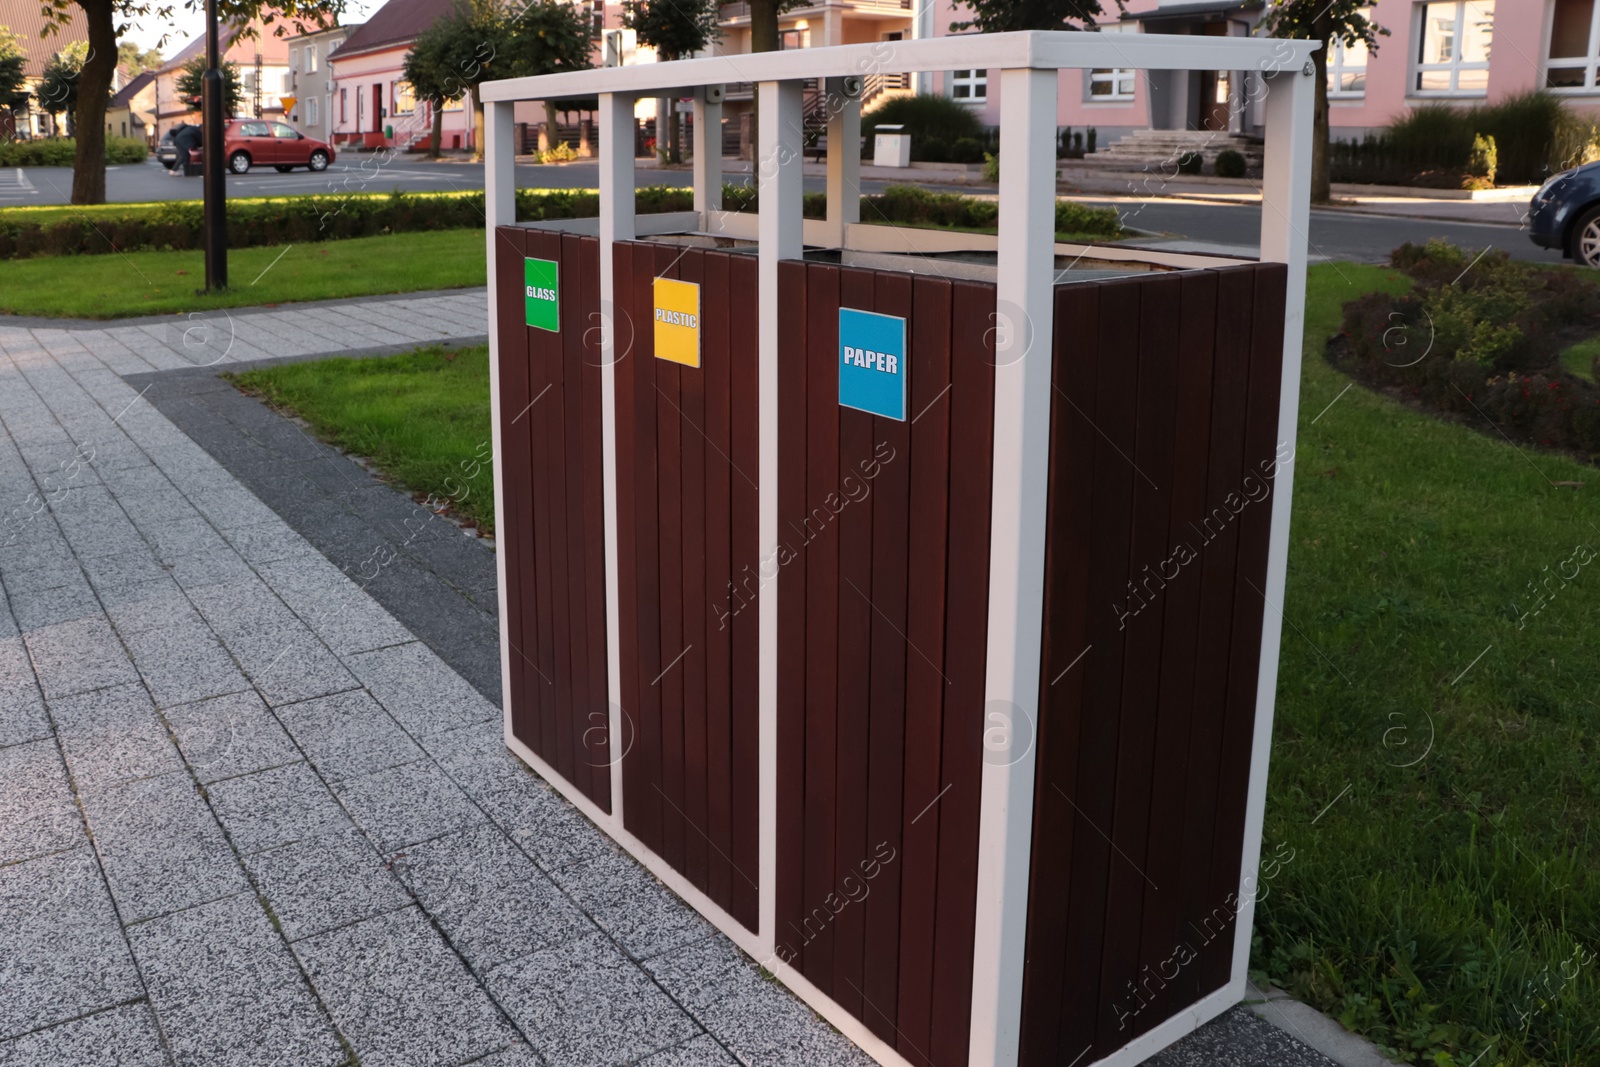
left=1245, top=983, right=1404, bottom=1067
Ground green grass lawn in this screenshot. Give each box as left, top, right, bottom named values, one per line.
left=226, top=344, right=495, bottom=534
left=0, top=229, right=485, bottom=319
left=1558, top=336, right=1600, bottom=382
left=230, top=262, right=1599, bottom=1066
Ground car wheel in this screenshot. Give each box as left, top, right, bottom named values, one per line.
left=229, top=151, right=252, bottom=175
left=308, top=150, right=329, bottom=172
left=1572, top=206, right=1600, bottom=267
left=275, top=164, right=294, bottom=172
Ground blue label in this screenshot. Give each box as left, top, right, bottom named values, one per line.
left=838, top=308, right=907, bottom=421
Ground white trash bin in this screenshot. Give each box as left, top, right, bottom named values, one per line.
left=873, top=124, right=911, bottom=168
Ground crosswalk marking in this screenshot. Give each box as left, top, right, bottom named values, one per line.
left=0, top=168, right=37, bottom=202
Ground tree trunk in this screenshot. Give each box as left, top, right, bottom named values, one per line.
left=544, top=99, right=558, bottom=158
left=429, top=100, right=443, bottom=158
left=472, top=97, right=485, bottom=162
left=748, top=0, right=780, bottom=161
left=71, top=0, right=117, bottom=204
left=668, top=97, right=681, bottom=164
left=1311, top=31, right=1331, bottom=204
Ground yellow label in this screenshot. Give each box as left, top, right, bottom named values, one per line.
left=653, top=277, right=701, bottom=368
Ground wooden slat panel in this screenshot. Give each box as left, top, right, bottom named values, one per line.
left=677, top=246, right=710, bottom=890
left=655, top=243, right=688, bottom=875
left=800, top=262, right=842, bottom=991
left=832, top=266, right=876, bottom=1020
left=1095, top=273, right=1182, bottom=1050
left=862, top=268, right=913, bottom=1045
left=1017, top=283, right=1100, bottom=1067
left=1055, top=277, right=1143, bottom=1059
left=615, top=242, right=645, bottom=827
left=705, top=249, right=737, bottom=915
left=927, top=278, right=996, bottom=1067
left=1175, top=266, right=1256, bottom=1003
left=557, top=233, right=589, bottom=793
left=528, top=228, right=564, bottom=769
left=728, top=252, right=761, bottom=930
left=1130, top=269, right=1221, bottom=1037
left=775, top=256, right=809, bottom=962
left=1201, top=264, right=1288, bottom=993
left=579, top=235, right=611, bottom=809
left=896, top=274, right=955, bottom=1067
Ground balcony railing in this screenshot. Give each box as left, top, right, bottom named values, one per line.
left=720, top=0, right=910, bottom=19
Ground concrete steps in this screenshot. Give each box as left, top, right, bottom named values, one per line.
left=1095, top=129, right=1263, bottom=170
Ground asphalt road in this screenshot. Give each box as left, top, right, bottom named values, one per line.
left=4, top=157, right=1565, bottom=266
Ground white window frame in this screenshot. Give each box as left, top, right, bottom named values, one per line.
left=1412, top=0, right=1495, bottom=96
left=950, top=68, right=987, bottom=102
left=1545, top=0, right=1600, bottom=92
left=290, top=47, right=300, bottom=72
left=308, top=96, right=319, bottom=125
left=1087, top=23, right=1136, bottom=102
left=1328, top=35, right=1369, bottom=97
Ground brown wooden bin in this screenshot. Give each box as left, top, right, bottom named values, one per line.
left=493, top=221, right=1291, bottom=1066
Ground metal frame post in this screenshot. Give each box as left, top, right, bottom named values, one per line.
left=486, top=99, right=517, bottom=756
left=968, top=65, right=1059, bottom=1067
left=1232, top=59, right=1315, bottom=988
left=600, top=91, right=638, bottom=816
left=822, top=78, right=860, bottom=248
left=693, top=85, right=723, bottom=217
left=756, top=77, right=804, bottom=956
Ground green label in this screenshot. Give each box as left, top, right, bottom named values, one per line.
left=525, top=257, right=559, bottom=332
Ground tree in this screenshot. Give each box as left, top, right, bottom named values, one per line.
left=35, top=0, right=343, bottom=205
left=1261, top=0, right=1387, bottom=204
left=0, top=27, right=27, bottom=111
left=503, top=0, right=594, bottom=156
left=117, top=40, right=163, bottom=73
left=623, top=0, right=720, bottom=162
left=37, top=42, right=90, bottom=131
left=177, top=55, right=244, bottom=117
left=402, top=25, right=465, bottom=158
left=949, top=0, right=1109, bottom=33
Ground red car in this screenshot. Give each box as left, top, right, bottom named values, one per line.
left=223, top=119, right=335, bottom=174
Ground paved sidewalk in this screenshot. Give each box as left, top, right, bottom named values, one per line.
left=0, top=293, right=872, bottom=1067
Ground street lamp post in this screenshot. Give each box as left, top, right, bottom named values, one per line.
left=202, top=0, right=228, bottom=290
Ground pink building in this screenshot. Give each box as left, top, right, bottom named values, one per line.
left=922, top=0, right=1600, bottom=144
left=326, top=0, right=469, bottom=149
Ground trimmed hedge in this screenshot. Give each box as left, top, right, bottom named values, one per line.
left=0, top=182, right=1121, bottom=260
left=0, top=137, right=149, bottom=166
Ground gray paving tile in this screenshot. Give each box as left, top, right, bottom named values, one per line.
left=295, top=905, right=517, bottom=1067
left=333, top=759, right=485, bottom=853
left=257, top=555, right=414, bottom=656
left=275, top=689, right=423, bottom=783
left=0, top=849, right=143, bottom=1039
left=164, top=690, right=301, bottom=784
left=100, top=577, right=201, bottom=637
left=188, top=579, right=360, bottom=706
left=552, top=843, right=718, bottom=962
left=388, top=823, right=594, bottom=972
left=0, top=739, right=83, bottom=865
left=165, top=546, right=258, bottom=592
left=645, top=936, right=874, bottom=1067
left=51, top=681, right=182, bottom=790
left=79, top=548, right=172, bottom=593
left=245, top=825, right=410, bottom=941
left=634, top=1034, right=739, bottom=1066
left=129, top=892, right=343, bottom=1067
left=0, top=1002, right=171, bottom=1067
left=347, top=641, right=498, bottom=736
left=206, top=762, right=351, bottom=855
left=222, top=521, right=311, bottom=565
left=0, top=635, right=49, bottom=747
left=8, top=578, right=101, bottom=631
left=80, top=770, right=248, bottom=923
left=124, top=621, right=251, bottom=710
left=486, top=930, right=700, bottom=1067
left=23, top=616, right=140, bottom=699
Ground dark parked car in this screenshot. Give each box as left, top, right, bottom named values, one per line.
left=222, top=119, right=334, bottom=174
left=1529, top=161, right=1600, bottom=267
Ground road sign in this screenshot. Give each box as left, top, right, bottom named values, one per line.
left=653, top=277, right=701, bottom=368
left=525, top=258, right=559, bottom=332
left=838, top=307, right=907, bottom=420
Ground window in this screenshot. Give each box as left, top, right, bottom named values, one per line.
left=270, top=122, right=298, bottom=138
left=1547, top=0, right=1600, bottom=90
left=394, top=81, right=416, bottom=115
left=1414, top=0, right=1494, bottom=94
left=308, top=97, right=319, bottom=126
left=1329, top=35, right=1369, bottom=95
left=307, top=47, right=319, bottom=74
left=290, top=47, right=299, bottom=71
left=950, top=69, right=987, bottom=101
left=1088, top=23, right=1135, bottom=101
left=243, top=70, right=257, bottom=91
left=238, top=121, right=270, bottom=136
left=778, top=28, right=810, bottom=49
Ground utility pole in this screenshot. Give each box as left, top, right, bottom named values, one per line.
left=202, top=0, right=227, bottom=290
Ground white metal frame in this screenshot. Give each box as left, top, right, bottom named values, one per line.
left=482, top=31, right=1316, bottom=1067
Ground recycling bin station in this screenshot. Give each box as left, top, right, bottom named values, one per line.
left=480, top=31, right=1316, bottom=1067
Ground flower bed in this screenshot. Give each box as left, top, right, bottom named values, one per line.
left=1330, top=240, right=1600, bottom=460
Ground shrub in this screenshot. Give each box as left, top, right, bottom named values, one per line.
left=949, top=137, right=985, bottom=164
left=1214, top=149, right=1247, bottom=178
left=541, top=141, right=578, bottom=164
left=1463, top=133, right=1497, bottom=189
left=917, top=136, right=950, bottom=163
left=1176, top=150, right=1203, bottom=175
left=1087, top=127, right=1097, bottom=153
left=862, top=93, right=983, bottom=159
left=1474, top=90, right=1569, bottom=183
left=850, top=184, right=1120, bottom=238
left=0, top=137, right=148, bottom=166
left=981, top=152, right=999, bottom=183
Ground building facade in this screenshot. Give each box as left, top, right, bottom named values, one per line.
left=151, top=16, right=327, bottom=137
left=284, top=23, right=357, bottom=140
left=0, top=0, right=90, bottom=138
